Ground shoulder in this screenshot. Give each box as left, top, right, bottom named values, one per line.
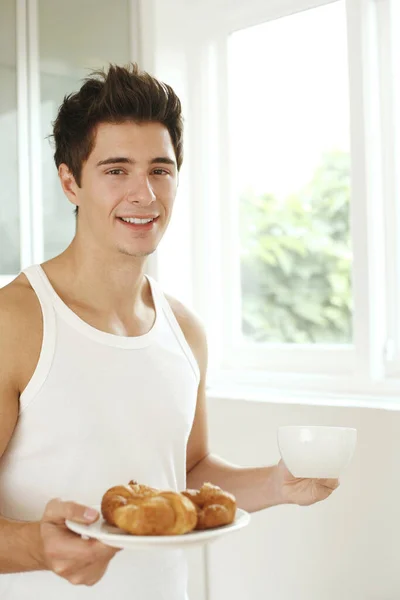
left=0, top=274, right=43, bottom=392
left=164, top=293, right=208, bottom=375
left=0, top=273, right=40, bottom=325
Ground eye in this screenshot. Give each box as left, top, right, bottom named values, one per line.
left=152, top=168, right=169, bottom=176
left=107, top=169, right=125, bottom=175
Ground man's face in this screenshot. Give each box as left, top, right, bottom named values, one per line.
left=67, top=121, right=178, bottom=258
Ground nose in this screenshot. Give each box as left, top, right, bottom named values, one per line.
left=126, top=176, right=156, bottom=206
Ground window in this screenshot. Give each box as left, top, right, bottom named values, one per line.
left=228, top=1, right=352, bottom=347
left=154, top=0, right=400, bottom=395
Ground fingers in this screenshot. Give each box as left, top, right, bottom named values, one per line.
left=89, top=539, right=121, bottom=559
left=43, top=531, right=119, bottom=577
left=43, top=499, right=99, bottom=526
left=51, top=538, right=118, bottom=565
left=319, top=478, right=340, bottom=490
left=81, top=537, right=121, bottom=558
left=66, top=558, right=112, bottom=587
left=39, top=499, right=120, bottom=587
left=52, top=553, right=111, bottom=587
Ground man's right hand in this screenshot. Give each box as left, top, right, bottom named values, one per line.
left=38, top=498, right=120, bottom=586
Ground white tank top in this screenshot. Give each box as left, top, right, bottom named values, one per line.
left=0, top=264, right=200, bottom=600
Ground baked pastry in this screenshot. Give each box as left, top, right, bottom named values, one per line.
left=182, top=482, right=236, bottom=530
left=101, top=480, right=198, bottom=535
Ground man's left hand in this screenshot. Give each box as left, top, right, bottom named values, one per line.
left=274, top=459, right=340, bottom=507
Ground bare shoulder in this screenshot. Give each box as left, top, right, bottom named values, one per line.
left=0, top=273, right=40, bottom=327
left=0, top=274, right=43, bottom=393
left=164, top=294, right=208, bottom=374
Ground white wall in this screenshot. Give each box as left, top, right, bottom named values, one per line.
left=200, top=396, right=400, bottom=600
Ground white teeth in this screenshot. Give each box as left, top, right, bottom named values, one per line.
left=120, top=217, right=155, bottom=224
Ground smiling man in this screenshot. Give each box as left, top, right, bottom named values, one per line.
left=0, top=64, right=339, bottom=600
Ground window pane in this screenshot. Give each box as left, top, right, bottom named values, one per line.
left=38, top=0, right=132, bottom=260
left=0, top=0, right=20, bottom=274
left=229, top=1, right=352, bottom=344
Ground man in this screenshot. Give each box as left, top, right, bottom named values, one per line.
left=0, top=64, right=339, bottom=599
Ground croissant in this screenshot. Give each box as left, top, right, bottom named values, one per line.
left=101, top=480, right=198, bottom=535
left=182, top=482, right=237, bottom=530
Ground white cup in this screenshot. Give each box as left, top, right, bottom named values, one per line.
left=277, top=425, right=357, bottom=479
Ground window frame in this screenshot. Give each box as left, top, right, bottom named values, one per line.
left=380, top=0, right=400, bottom=379
left=171, top=0, right=400, bottom=395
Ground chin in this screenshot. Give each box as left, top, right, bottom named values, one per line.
left=117, top=246, right=156, bottom=258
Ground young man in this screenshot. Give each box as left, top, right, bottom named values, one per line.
left=0, top=64, right=339, bottom=599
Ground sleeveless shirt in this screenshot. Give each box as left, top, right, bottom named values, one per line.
left=0, top=264, right=199, bottom=599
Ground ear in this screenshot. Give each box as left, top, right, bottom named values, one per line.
left=58, top=164, right=80, bottom=209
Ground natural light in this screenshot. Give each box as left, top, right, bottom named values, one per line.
left=228, top=1, right=352, bottom=345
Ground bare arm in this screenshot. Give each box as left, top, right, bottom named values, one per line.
left=166, top=295, right=281, bottom=512
left=0, top=359, right=44, bottom=574
left=187, top=455, right=282, bottom=512
left=180, top=309, right=282, bottom=510
left=169, top=296, right=339, bottom=512
left=0, top=519, right=43, bottom=573
left=0, top=279, right=45, bottom=572
left=0, top=402, right=40, bottom=573
left=0, top=279, right=119, bottom=583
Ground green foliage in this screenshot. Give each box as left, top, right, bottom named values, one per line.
left=240, top=150, right=352, bottom=343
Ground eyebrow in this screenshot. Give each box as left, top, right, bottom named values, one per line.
left=96, top=156, right=176, bottom=167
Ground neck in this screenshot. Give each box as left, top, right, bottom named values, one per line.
left=44, top=235, right=151, bottom=315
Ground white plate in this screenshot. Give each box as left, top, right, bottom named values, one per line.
left=66, top=506, right=251, bottom=549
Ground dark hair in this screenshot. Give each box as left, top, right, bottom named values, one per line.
left=52, top=63, right=184, bottom=216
